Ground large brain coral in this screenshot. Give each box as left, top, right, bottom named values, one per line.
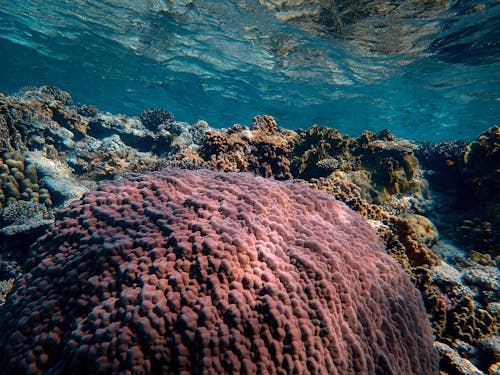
left=0, top=169, right=437, bottom=374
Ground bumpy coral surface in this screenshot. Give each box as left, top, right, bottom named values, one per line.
left=0, top=169, right=437, bottom=374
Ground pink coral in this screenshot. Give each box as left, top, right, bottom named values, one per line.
left=0, top=169, right=437, bottom=374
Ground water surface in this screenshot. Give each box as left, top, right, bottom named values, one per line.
left=0, top=0, right=498, bottom=140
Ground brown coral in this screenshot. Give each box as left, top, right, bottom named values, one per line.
left=458, top=126, right=500, bottom=256
left=413, top=268, right=448, bottom=338
left=0, top=87, right=88, bottom=152
left=290, top=125, right=348, bottom=180
left=446, top=297, right=496, bottom=344
left=0, top=151, right=51, bottom=211
left=0, top=169, right=437, bottom=374
left=308, top=176, right=385, bottom=220
left=461, top=126, right=500, bottom=198
left=382, top=216, right=441, bottom=269
left=200, top=115, right=296, bottom=179
left=291, top=126, right=425, bottom=204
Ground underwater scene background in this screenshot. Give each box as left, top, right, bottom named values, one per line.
left=0, top=0, right=499, bottom=140
left=0, top=1, right=499, bottom=375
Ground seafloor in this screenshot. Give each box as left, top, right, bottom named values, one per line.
left=0, top=87, right=498, bottom=374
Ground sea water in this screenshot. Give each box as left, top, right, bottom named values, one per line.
left=0, top=0, right=498, bottom=141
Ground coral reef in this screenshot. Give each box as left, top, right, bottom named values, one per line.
left=461, top=126, right=500, bottom=209
left=163, top=148, right=207, bottom=170
left=0, top=169, right=437, bottom=374
left=446, top=297, right=496, bottom=345
left=307, top=176, right=385, bottom=220
left=0, top=87, right=186, bottom=311
left=0, top=256, right=22, bottom=310
left=0, top=87, right=192, bottom=205
left=290, top=125, right=348, bottom=180
left=458, top=126, right=500, bottom=258
left=25, top=151, right=91, bottom=206
left=413, top=262, right=499, bottom=373
left=457, top=219, right=496, bottom=258
left=0, top=87, right=86, bottom=152
left=415, top=140, right=465, bottom=192
left=0, top=151, right=51, bottom=209
left=0, top=278, right=14, bottom=307
left=0, top=200, right=54, bottom=279
left=401, top=214, right=439, bottom=248
left=306, top=166, right=498, bottom=374
left=0, top=87, right=498, bottom=374
left=88, top=112, right=173, bottom=155
left=0, top=148, right=54, bottom=260
left=417, top=127, right=500, bottom=260
left=435, top=342, right=484, bottom=375
left=39, top=86, right=73, bottom=105
left=291, top=126, right=427, bottom=205
left=306, top=175, right=439, bottom=272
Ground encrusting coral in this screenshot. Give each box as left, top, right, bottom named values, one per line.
left=0, top=169, right=438, bottom=374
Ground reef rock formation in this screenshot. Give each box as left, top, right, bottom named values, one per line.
left=459, top=126, right=500, bottom=258
left=0, top=169, right=437, bottom=374
left=0, top=86, right=193, bottom=215
left=291, top=126, right=426, bottom=204
left=199, top=115, right=296, bottom=179
left=416, top=126, right=500, bottom=260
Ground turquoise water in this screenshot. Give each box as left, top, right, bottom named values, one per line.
left=0, top=0, right=499, bottom=141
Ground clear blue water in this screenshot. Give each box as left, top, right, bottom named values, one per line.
left=0, top=0, right=499, bottom=141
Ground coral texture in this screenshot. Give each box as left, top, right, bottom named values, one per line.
left=461, top=126, right=500, bottom=203
left=0, top=169, right=437, bottom=374
left=139, top=108, right=174, bottom=130
left=0, top=200, right=54, bottom=237
left=0, top=151, right=51, bottom=210
left=200, top=115, right=296, bottom=179
left=291, top=126, right=425, bottom=204
left=307, top=177, right=385, bottom=220
left=1, top=200, right=53, bottom=226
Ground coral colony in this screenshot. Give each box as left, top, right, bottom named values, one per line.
left=0, top=169, right=437, bottom=374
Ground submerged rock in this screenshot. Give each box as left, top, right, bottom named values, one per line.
left=435, top=342, right=484, bottom=375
